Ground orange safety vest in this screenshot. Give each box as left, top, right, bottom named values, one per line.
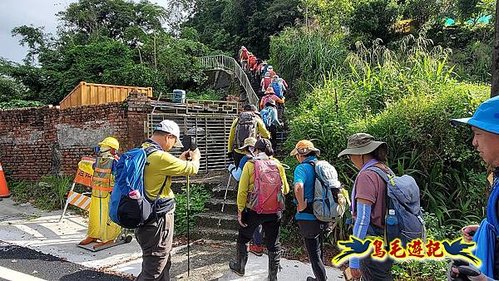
left=91, top=156, right=115, bottom=198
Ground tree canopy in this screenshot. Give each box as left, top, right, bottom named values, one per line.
left=183, top=0, right=304, bottom=58
left=1, top=0, right=212, bottom=105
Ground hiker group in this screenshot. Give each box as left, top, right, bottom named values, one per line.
left=68, top=44, right=499, bottom=281
left=225, top=94, right=499, bottom=281
left=226, top=100, right=425, bottom=280
left=239, top=46, right=287, bottom=152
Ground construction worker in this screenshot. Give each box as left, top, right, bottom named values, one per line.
left=228, top=104, right=270, bottom=167
left=79, top=137, right=121, bottom=249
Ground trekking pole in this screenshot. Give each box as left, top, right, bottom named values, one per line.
left=218, top=175, right=232, bottom=227
left=187, top=174, right=191, bottom=277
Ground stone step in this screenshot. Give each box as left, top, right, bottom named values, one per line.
left=212, top=186, right=238, bottom=199
left=191, top=226, right=238, bottom=241
left=195, top=211, right=239, bottom=231
left=205, top=198, right=238, bottom=213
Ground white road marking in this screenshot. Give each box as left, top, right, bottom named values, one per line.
left=0, top=265, right=47, bottom=281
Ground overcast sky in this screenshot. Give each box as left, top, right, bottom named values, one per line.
left=0, top=0, right=174, bottom=63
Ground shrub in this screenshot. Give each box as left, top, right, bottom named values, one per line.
left=284, top=34, right=489, bottom=233
left=174, top=184, right=212, bottom=235
left=10, top=175, right=72, bottom=210
left=269, top=27, right=348, bottom=99
left=346, top=0, right=399, bottom=45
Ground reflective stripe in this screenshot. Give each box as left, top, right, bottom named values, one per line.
left=94, top=167, right=111, bottom=173
left=92, top=177, right=111, bottom=183
left=67, top=191, right=91, bottom=211
left=91, top=186, right=113, bottom=192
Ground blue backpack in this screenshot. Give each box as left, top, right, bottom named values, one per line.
left=271, top=81, right=282, bottom=98
left=368, top=166, right=426, bottom=245
left=260, top=107, right=273, bottom=128
left=109, top=145, right=173, bottom=229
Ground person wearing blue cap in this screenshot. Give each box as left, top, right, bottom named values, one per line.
left=449, top=96, right=499, bottom=281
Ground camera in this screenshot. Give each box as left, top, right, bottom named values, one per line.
left=181, top=135, right=197, bottom=152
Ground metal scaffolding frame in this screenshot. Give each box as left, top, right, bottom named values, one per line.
left=146, top=100, right=239, bottom=172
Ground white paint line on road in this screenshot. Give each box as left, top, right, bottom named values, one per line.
left=0, top=265, right=47, bottom=281
left=14, top=225, right=45, bottom=239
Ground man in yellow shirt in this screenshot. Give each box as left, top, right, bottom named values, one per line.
left=230, top=138, right=289, bottom=281
left=135, top=120, right=200, bottom=281
left=228, top=104, right=270, bottom=167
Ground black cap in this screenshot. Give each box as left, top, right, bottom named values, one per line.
left=255, top=138, right=272, bottom=151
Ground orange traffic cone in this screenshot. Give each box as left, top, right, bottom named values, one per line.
left=0, top=162, right=11, bottom=198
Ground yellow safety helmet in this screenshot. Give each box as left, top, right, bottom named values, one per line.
left=98, top=137, right=120, bottom=150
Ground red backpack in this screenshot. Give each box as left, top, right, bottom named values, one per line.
left=260, top=95, right=273, bottom=110
left=249, top=159, right=285, bottom=214
left=262, top=77, right=272, bottom=90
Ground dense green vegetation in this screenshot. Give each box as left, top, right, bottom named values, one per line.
left=0, top=0, right=214, bottom=107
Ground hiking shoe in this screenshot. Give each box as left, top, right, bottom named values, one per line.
left=306, top=277, right=316, bottom=281
left=249, top=244, right=264, bottom=256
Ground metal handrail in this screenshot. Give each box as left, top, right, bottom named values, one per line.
left=198, top=55, right=259, bottom=106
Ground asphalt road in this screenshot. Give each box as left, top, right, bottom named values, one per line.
left=0, top=241, right=132, bottom=281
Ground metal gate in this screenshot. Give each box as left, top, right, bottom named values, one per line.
left=146, top=100, right=239, bottom=172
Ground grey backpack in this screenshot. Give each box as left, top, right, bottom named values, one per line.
left=235, top=112, right=258, bottom=149
left=307, top=160, right=348, bottom=222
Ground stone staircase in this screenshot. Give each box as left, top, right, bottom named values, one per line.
left=192, top=181, right=240, bottom=241
left=191, top=63, right=289, bottom=242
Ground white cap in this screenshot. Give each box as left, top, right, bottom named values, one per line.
left=155, top=120, right=183, bottom=148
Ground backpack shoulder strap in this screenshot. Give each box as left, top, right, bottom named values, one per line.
left=144, top=146, right=158, bottom=156
left=366, top=166, right=394, bottom=185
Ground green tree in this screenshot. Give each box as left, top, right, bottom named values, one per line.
left=184, top=0, right=303, bottom=58
left=57, top=0, right=167, bottom=47
left=11, top=25, right=46, bottom=65
left=302, top=0, right=354, bottom=30
left=346, top=0, right=399, bottom=45
left=3, top=0, right=212, bottom=105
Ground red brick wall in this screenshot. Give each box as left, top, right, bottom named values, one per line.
left=0, top=95, right=151, bottom=181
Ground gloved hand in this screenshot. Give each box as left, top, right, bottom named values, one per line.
left=228, top=164, right=236, bottom=173
left=226, top=151, right=233, bottom=160
left=448, top=260, right=491, bottom=281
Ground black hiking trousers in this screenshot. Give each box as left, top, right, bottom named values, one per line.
left=298, top=220, right=327, bottom=281
left=237, top=209, right=281, bottom=253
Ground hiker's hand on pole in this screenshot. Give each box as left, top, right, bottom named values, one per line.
left=237, top=211, right=247, bottom=228
left=180, top=148, right=200, bottom=162
left=461, top=225, right=479, bottom=242
left=189, top=148, right=201, bottom=161
left=297, top=199, right=308, bottom=212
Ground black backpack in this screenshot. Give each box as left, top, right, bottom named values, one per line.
left=235, top=112, right=258, bottom=149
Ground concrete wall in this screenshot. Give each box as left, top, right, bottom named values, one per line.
left=0, top=93, right=150, bottom=180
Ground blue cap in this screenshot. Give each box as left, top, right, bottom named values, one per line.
left=451, top=96, right=499, bottom=134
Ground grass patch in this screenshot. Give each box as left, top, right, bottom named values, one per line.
left=10, top=175, right=73, bottom=211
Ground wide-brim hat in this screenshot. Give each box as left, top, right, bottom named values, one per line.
left=337, top=133, right=386, bottom=157
left=238, top=137, right=257, bottom=150
left=290, top=140, right=320, bottom=156
left=451, top=96, right=499, bottom=134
